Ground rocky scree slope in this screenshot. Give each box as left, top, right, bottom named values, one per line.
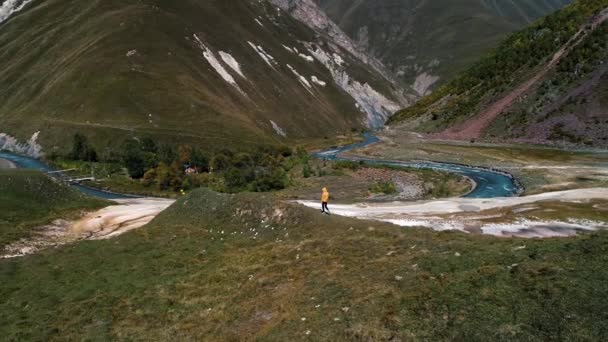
left=0, top=0, right=406, bottom=153
left=315, top=0, right=572, bottom=95
left=389, top=0, right=608, bottom=148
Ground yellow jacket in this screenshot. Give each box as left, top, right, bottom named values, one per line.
left=321, top=188, right=329, bottom=202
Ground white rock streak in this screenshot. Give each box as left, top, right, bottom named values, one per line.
left=193, top=34, right=245, bottom=96
left=307, top=45, right=399, bottom=127
left=0, top=131, right=43, bottom=157
left=311, top=76, right=326, bottom=86
left=248, top=41, right=277, bottom=68
left=270, top=120, right=287, bottom=137
left=286, top=64, right=313, bottom=94
left=412, top=72, right=439, bottom=96
left=219, top=51, right=246, bottom=78
left=298, top=53, right=314, bottom=62
left=0, top=0, right=35, bottom=24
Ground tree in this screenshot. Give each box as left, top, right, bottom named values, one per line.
left=224, top=167, right=247, bottom=191
left=122, top=139, right=146, bottom=178
left=155, top=162, right=171, bottom=190
left=210, top=154, right=230, bottom=172
left=69, top=133, right=98, bottom=162
left=141, top=137, right=158, bottom=153
left=191, top=148, right=209, bottom=172
left=158, top=144, right=177, bottom=164
left=232, top=153, right=254, bottom=168
left=178, top=145, right=193, bottom=164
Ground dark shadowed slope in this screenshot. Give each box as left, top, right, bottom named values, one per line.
left=315, top=0, right=572, bottom=94
left=389, top=1, right=608, bottom=148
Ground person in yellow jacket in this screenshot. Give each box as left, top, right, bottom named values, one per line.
left=321, top=187, right=330, bottom=214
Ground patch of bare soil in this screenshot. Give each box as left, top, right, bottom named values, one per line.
left=1, top=198, right=174, bottom=258
left=297, top=188, right=608, bottom=238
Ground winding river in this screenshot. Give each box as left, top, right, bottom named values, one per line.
left=0, top=151, right=135, bottom=200
left=314, top=132, right=521, bottom=198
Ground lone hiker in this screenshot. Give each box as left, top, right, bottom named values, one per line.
left=321, top=187, right=330, bottom=215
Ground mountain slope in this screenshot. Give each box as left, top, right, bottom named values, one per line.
left=389, top=1, right=608, bottom=147
left=0, top=0, right=405, bottom=153
left=315, top=0, right=572, bottom=95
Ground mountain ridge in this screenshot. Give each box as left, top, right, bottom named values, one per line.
left=315, top=0, right=573, bottom=94
left=0, top=0, right=405, bottom=153
left=389, top=1, right=608, bottom=148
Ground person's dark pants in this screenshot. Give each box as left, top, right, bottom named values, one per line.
left=322, top=202, right=329, bottom=212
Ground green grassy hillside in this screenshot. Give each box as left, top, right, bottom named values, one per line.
left=2, top=188, right=608, bottom=340
left=0, top=0, right=402, bottom=153
left=389, top=0, right=608, bottom=147
left=0, top=169, right=108, bottom=248
left=316, top=0, right=571, bottom=94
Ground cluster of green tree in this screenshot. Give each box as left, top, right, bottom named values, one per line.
left=554, top=21, right=608, bottom=83
left=388, top=0, right=608, bottom=126
left=69, top=133, right=98, bottom=162
left=66, top=134, right=298, bottom=193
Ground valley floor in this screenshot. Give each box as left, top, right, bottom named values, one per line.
left=358, top=129, right=608, bottom=195
left=292, top=129, right=608, bottom=238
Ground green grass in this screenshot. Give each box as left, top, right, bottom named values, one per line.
left=2, top=188, right=608, bottom=340
left=369, top=180, right=397, bottom=194
left=0, top=169, right=109, bottom=248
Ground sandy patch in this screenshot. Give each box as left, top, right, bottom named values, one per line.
left=297, top=188, right=608, bottom=238
left=1, top=198, right=174, bottom=258
left=0, top=157, right=16, bottom=169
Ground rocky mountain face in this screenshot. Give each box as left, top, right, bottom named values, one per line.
left=0, top=0, right=406, bottom=153
left=314, top=0, right=572, bottom=96
left=389, top=1, right=608, bottom=148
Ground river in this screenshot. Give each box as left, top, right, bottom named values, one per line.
left=314, top=132, right=521, bottom=198
left=1, top=132, right=521, bottom=199
left=0, top=151, right=136, bottom=200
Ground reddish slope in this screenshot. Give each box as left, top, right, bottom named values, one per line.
left=439, top=8, right=608, bottom=140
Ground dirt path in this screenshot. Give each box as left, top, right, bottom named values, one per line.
left=1, top=198, right=174, bottom=258
left=440, top=8, right=608, bottom=140
left=297, top=187, right=608, bottom=238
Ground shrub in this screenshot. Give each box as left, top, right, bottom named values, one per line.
left=210, top=154, right=231, bottom=172
left=333, top=160, right=362, bottom=170
left=250, top=166, right=287, bottom=192
left=370, top=181, right=397, bottom=195
left=302, top=163, right=312, bottom=178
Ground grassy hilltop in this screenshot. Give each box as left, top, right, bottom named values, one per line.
left=1, top=188, right=608, bottom=340
left=0, top=169, right=107, bottom=248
